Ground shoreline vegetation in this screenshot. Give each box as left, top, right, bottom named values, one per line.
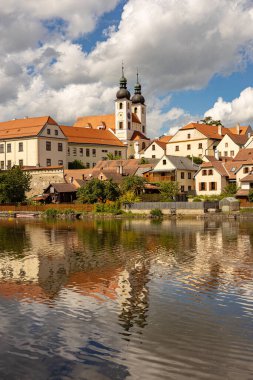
left=0, top=204, right=253, bottom=220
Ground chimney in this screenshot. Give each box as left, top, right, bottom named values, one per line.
left=218, top=124, right=222, bottom=136
left=236, top=123, right=240, bottom=135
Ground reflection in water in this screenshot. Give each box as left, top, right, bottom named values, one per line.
left=0, top=219, right=253, bottom=378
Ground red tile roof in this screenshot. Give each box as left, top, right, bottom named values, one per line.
left=132, top=113, right=141, bottom=124
left=74, top=114, right=115, bottom=130
left=228, top=125, right=251, bottom=135
left=158, top=135, right=172, bottom=143
left=0, top=116, right=58, bottom=139
left=180, top=123, right=230, bottom=140
left=240, top=174, right=253, bottom=182
left=233, top=149, right=253, bottom=161
left=131, top=131, right=150, bottom=141
left=61, top=126, right=125, bottom=147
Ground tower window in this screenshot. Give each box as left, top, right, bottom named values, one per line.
left=128, top=122, right=131, bottom=130
left=134, top=107, right=137, bottom=113
left=119, top=103, right=123, bottom=109
left=142, top=126, right=145, bottom=133
left=119, top=122, right=123, bottom=129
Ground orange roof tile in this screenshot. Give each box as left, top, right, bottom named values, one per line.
left=225, top=133, right=249, bottom=145
left=61, top=126, right=125, bottom=147
left=233, top=149, right=253, bottom=161
left=131, top=131, right=150, bottom=141
left=228, top=125, right=251, bottom=135
left=0, top=116, right=58, bottom=140
left=180, top=123, right=230, bottom=140
left=240, top=174, right=253, bottom=182
left=158, top=135, right=172, bottom=143
left=200, top=161, right=228, bottom=177
left=74, top=114, right=115, bottom=130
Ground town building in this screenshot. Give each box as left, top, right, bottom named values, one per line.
left=215, top=133, right=249, bottom=158
left=0, top=116, right=67, bottom=170
left=61, top=126, right=127, bottom=168
left=145, top=155, right=198, bottom=193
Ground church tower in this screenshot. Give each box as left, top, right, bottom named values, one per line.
left=131, top=70, right=146, bottom=135
left=115, top=64, right=133, bottom=143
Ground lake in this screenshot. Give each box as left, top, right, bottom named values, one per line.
left=0, top=217, right=253, bottom=379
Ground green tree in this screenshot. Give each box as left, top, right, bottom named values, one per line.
left=200, top=116, right=223, bottom=126
left=121, top=176, right=146, bottom=195
left=68, top=160, right=85, bottom=169
left=77, top=179, right=106, bottom=203
left=248, top=189, right=253, bottom=202
left=0, top=166, right=31, bottom=203
left=187, top=155, right=203, bottom=165
left=221, top=182, right=238, bottom=197
left=104, top=179, right=121, bottom=201
left=77, top=179, right=120, bottom=203
left=106, top=153, right=122, bottom=160
left=120, top=190, right=141, bottom=205
left=159, top=181, right=180, bottom=201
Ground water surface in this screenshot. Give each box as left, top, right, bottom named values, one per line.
left=0, top=218, right=253, bottom=379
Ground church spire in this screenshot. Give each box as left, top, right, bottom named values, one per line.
left=116, top=62, right=130, bottom=99
left=132, top=69, right=145, bottom=104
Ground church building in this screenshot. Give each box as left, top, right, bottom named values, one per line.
left=74, top=67, right=150, bottom=158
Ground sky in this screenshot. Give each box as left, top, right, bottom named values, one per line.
left=1, top=0, right=253, bottom=138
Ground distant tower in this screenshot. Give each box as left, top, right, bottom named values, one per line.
left=131, top=69, right=146, bottom=135
left=115, top=63, right=133, bottom=142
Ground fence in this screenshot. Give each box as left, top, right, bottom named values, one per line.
left=0, top=203, right=93, bottom=213
left=126, top=201, right=220, bottom=213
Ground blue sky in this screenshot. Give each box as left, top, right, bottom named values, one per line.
left=0, top=0, right=253, bottom=137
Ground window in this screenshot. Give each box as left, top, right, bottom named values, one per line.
left=46, top=159, right=51, bottom=166
left=199, top=182, right=206, bottom=191
left=188, top=186, right=192, bottom=191
left=118, top=151, right=122, bottom=157
left=73, top=148, right=77, bottom=156
left=47, top=128, right=51, bottom=135
left=119, top=122, right=123, bottom=129
left=58, top=160, right=63, bottom=166
left=244, top=167, right=249, bottom=174
left=7, top=160, right=11, bottom=169
left=80, top=148, right=83, bottom=156
left=86, top=162, right=90, bottom=168
left=163, top=159, right=166, bottom=165
left=142, top=125, right=145, bottom=133
left=119, top=102, right=123, bottom=109
left=181, top=186, right=185, bottom=192
left=208, top=169, right=213, bottom=175
left=0, top=161, right=4, bottom=169
left=102, top=149, right=108, bottom=153
left=134, top=107, right=137, bottom=113
left=19, top=159, right=23, bottom=167
left=93, top=163, right=96, bottom=167
left=225, top=142, right=228, bottom=147
left=67, top=147, right=70, bottom=156
left=7, top=143, right=11, bottom=153
left=202, top=170, right=207, bottom=176
left=198, top=143, right=202, bottom=149
left=46, top=141, right=51, bottom=151
left=18, top=142, right=23, bottom=152
left=0, top=144, right=4, bottom=153
left=187, top=144, right=191, bottom=150
left=92, top=149, right=96, bottom=157
left=224, top=151, right=228, bottom=157
left=58, top=143, right=63, bottom=151
left=128, top=122, right=131, bottom=130
left=175, top=146, right=179, bottom=151
left=181, top=172, right=185, bottom=179
left=86, top=148, right=90, bottom=157
left=187, top=134, right=191, bottom=139
left=230, top=151, right=234, bottom=156
left=188, top=172, right=191, bottom=179
left=115, top=150, right=118, bottom=156
left=55, top=130, right=58, bottom=136
left=209, top=182, right=217, bottom=191
left=152, top=155, right=156, bottom=158
left=152, top=144, right=155, bottom=151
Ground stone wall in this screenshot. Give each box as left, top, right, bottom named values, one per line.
left=25, top=168, right=65, bottom=197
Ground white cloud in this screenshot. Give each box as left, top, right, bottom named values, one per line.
left=0, top=0, right=253, bottom=133
left=205, top=87, right=253, bottom=126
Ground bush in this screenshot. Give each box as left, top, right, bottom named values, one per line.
left=94, top=201, right=122, bottom=215
left=43, top=209, right=58, bottom=218
left=150, top=209, right=163, bottom=218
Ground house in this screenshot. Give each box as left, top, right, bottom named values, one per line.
left=140, top=139, right=167, bottom=159
left=195, top=161, right=229, bottom=196
left=215, top=133, right=249, bottom=158
left=236, top=174, right=253, bottom=205
left=0, top=116, right=67, bottom=169
left=60, top=126, right=127, bottom=168
left=145, top=155, right=198, bottom=193
left=166, top=122, right=250, bottom=159
left=24, top=166, right=65, bottom=198
left=43, top=183, right=77, bottom=203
